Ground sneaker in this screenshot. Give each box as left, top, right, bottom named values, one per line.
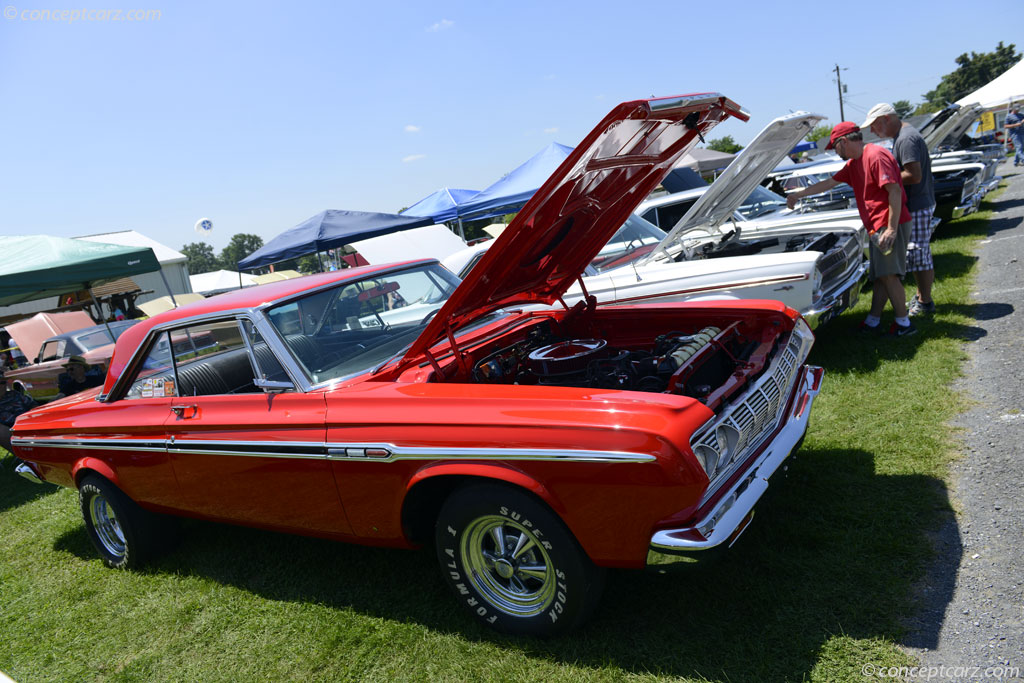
left=886, top=322, right=917, bottom=338
left=908, top=298, right=936, bottom=317
left=859, top=321, right=882, bottom=334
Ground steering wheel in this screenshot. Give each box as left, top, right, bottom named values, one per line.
left=419, top=308, right=440, bottom=326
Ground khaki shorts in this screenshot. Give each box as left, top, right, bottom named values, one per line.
left=869, top=220, right=912, bottom=279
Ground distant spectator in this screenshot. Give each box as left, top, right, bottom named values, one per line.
left=786, top=122, right=916, bottom=337
left=0, top=371, right=37, bottom=453
left=1005, top=105, right=1024, bottom=167
left=863, top=102, right=937, bottom=317
left=56, top=355, right=105, bottom=398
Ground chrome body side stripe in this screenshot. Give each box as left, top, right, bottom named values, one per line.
left=11, top=436, right=657, bottom=464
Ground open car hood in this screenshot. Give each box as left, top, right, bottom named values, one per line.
left=920, top=104, right=982, bottom=152
left=941, top=103, right=984, bottom=148
left=399, top=93, right=747, bottom=366
left=640, top=112, right=824, bottom=265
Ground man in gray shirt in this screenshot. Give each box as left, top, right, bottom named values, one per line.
left=863, top=103, right=937, bottom=316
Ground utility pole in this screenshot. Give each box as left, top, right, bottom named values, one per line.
left=834, top=64, right=846, bottom=121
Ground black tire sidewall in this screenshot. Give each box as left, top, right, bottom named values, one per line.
left=79, top=475, right=145, bottom=569
left=435, top=483, right=601, bottom=637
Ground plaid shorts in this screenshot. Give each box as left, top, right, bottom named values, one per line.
left=906, top=205, right=935, bottom=272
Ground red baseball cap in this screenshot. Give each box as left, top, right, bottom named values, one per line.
left=826, top=121, right=860, bottom=149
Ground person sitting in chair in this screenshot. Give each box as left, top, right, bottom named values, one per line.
left=56, top=356, right=105, bottom=399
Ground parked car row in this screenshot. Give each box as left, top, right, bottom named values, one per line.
left=11, top=94, right=833, bottom=637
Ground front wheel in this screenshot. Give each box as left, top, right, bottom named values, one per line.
left=435, top=483, right=605, bottom=636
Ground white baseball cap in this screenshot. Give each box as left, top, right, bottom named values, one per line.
left=861, top=102, right=897, bottom=129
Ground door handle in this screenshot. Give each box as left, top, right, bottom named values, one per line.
left=170, top=404, right=198, bottom=419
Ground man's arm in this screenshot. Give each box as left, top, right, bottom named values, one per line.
left=900, top=160, right=922, bottom=185
left=877, top=182, right=903, bottom=251
left=785, top=176, right=840, bottom=209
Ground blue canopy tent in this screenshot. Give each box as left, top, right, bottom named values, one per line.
left=402, top=187, right=479, bottom=223
left=455, top=142, right=574, bottom=220
left=237, top=210, right=434, bottom=271
left=789, top=140, right=819, bottom=155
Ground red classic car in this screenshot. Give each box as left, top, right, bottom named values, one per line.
left=12, top=93, right=824, bottom=636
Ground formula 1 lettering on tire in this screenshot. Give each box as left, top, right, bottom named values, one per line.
left=435, top=482, right=605, bottom=637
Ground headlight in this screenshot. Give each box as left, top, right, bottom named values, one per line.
left=811, top=260, right=824, bottom=301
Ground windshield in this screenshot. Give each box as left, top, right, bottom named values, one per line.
left=590, top=214, right=666, bottom=273
left=737, top=185, right=788, bottom=220
left=264, top=263, right=460, bottom=385
left=73, top=321, right=139, bottom=351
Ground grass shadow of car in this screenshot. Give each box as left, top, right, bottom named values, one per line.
left=50, top=447, right=958, bottom=681
left=0, top=452, right=61, bottom=514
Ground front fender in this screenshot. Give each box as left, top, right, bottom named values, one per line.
left=407, top=461, right=560, bottom=513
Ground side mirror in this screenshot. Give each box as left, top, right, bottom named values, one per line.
left=253, top=378, right=294, bottom=394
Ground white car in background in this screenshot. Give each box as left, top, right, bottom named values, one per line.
left=443, top=112, right=868, bottom=329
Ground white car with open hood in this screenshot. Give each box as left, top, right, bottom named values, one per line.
left=445, top=112, right=867, bottom=330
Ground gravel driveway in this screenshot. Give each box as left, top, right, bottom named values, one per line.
left=904, top=159, right=1024, bottom=679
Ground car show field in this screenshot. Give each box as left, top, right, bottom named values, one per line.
left=3, top=156, right=1017, bottom=679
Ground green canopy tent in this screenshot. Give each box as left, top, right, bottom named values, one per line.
left=0, top=236, right=162, bottom=331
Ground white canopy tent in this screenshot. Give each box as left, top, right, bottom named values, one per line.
left=955, top=59, right=1024, bottom=110
left=190, top=269, right=258, bottom=296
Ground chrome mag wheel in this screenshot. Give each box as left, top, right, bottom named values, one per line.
left=88, top=493, right=127, bottom=559
left=460, top=515, right=556, bottom=617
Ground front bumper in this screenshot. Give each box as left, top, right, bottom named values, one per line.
left=952, top=191, right=982, bottom=219
left=647, top=365, right=823, bottom=563
left=801, top=261, right=868, bottom=330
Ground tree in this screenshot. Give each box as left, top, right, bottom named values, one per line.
left=706, top=135, right=743, bottom=154
left=181, top=242, right=220, bottom=275
left=806, top=124, right=832, bottom=143
left=917, top=42, right=1021, bottom=114
left=219, top=233, right=264, bottom=271
left=892, top=100, right=914, bottom=119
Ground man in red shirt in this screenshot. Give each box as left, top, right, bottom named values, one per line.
left=786, top=122, right=915, bottom=337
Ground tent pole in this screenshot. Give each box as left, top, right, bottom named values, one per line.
left=87, top=286, right=117, bottom=341
left=238, top=271, right=243, bottom=290
left=456, top=218, right=465, bottom=241
left=157, top=270, right=179, bottom=308
left=317, top=251, right=325, bottom=272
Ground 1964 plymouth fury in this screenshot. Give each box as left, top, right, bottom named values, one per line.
left=12, top=93, right=823, bottom=636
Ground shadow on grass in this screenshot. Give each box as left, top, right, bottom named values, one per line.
left=51, top=446, right=958, bottom=682
left=0, top=452, right=60, bottom=514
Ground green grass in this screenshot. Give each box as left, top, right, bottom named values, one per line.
left=0, top=194, right=1000, bottom=682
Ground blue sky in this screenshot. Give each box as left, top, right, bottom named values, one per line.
left=0, top=0, right=1016, bottom=254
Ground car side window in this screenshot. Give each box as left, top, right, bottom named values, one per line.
left=240, top=320, right=289, bottom=383
left=39, top=340, right=66, bottom=362
left=124, top=332, right=176, bottom=400
left=170, top=320, right=261, bottom=396
left=123, top=320, right=265, bottom=400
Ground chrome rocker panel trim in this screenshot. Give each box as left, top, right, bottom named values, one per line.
left=647, top=364, right=823, bottom=561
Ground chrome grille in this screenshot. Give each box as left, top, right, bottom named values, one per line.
left=819, top=234, right=861, bottom=293
left=690, top=326, right=809, bottom=496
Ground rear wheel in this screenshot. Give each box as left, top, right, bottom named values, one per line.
left=79, top=475, right=170, bottom=569
left=435, top=483, right=605, bottom=636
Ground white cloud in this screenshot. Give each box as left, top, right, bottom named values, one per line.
left=544, top=127, right=559, bottom=134
left=426, top=19, right=453, bottom=32
left=402, top=154, right=426, bottom=163
left=404, top=125, right=421, bottom=133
